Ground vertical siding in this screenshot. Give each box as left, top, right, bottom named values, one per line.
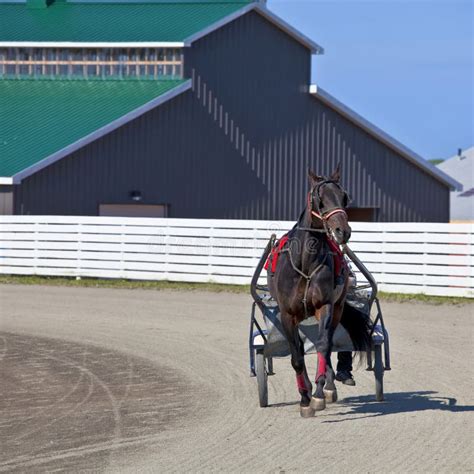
left=183, top=11, right=449, bottom=222
left=0, top=186, right=14, bottom=215
left=14, top=90, right=268, bottom=217
left=309, top=98, right=450, bottom=221
left=14, top=10, right=450, bottom=221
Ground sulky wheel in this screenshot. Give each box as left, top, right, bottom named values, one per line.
left=255, top=350, right=268, bottom=407
left=374, top=344, right=384, bottom=401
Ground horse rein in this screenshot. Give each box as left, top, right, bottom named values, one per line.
left=285, top=180, right=349, bottom=316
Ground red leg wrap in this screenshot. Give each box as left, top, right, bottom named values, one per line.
left=296, top=373, right=308, bottom=392
left=315, top=353, right=327, bottom=382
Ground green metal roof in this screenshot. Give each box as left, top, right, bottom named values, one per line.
left=0, top=1, right=250, bottom=43
left=0, top=78, right=188, bottom=178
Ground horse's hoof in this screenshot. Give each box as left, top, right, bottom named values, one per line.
left=310, top=397, right=326, bottom=411
left=324, top=389, right=338, bottom=403
left=300, top=405, right=315, bottom=418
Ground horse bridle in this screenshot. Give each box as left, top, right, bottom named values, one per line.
left=307, top=180, right=348, bottom=231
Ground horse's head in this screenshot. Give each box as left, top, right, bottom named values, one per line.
left=308, top=164, right=352, bottom=245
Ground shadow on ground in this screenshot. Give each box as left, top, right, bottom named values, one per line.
left=323, top=391, right=474, bottom=423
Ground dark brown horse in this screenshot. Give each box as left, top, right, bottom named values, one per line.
left=267, top=165, right=371, bottom=417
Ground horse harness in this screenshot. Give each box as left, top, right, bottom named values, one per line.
left=278, top=179, right=349, bottom=318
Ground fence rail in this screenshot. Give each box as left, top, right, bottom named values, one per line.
left=0, top=216, right=472, bottom=298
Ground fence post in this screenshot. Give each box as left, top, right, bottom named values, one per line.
left=33, top=221, right=39, bottom=275
left=380, top=226, right=386, bottom=292
left=119, top=223, right=125, bottom=279
left=253, top=226, right=259, bottom=281
left=422, top=229, right=428, bottom=294
left=163, top=223, right=170, bottom=281
left=208, top=226, right=214, bottom=282
left=76, top=222, right=82, bottom=278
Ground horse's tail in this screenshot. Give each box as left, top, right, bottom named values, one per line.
left=340, top=302, right=373, bottom=356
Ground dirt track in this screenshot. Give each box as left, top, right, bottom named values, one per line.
left=0, top=285, right=473, bottom=473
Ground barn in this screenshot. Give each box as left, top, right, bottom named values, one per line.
left=437, top=147, right=473, bottom=222
left=0, top=0, right=460, bottom=221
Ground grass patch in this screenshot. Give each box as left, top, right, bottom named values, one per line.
left=0, top=274, right=249, bottom=294
left=0, top=275, right=471, bottom=305
left=376, top=291, right=471, bottom=306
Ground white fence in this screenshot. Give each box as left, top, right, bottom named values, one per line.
left=0, top=216, right=472, bottom=298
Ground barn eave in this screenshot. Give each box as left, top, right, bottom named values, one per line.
left=309, top=84, right=462, bottom=191
left=183, top=3, right=324, bottom=54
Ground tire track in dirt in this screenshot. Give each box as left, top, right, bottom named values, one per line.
left=0, top=286, right=472, bottom=473
left=0, top=332, right=198, bottom=473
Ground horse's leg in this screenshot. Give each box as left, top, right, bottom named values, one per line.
left=281, top=313, right=314, bottom=418
left=324, top=299, right=344, bottom=403
left=311, top=303, right=334, bottom=411
left=295, top=333, right=314, bottom=417
left=324, top=357, right=338, bottom=403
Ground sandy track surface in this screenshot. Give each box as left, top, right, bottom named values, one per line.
left=0, top=285, right=473, bottom=473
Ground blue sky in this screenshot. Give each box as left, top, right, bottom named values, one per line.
left=269, top=0, right=473, bottom=160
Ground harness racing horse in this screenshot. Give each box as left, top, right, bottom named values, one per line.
left=267, top=165, right=372, bottom=417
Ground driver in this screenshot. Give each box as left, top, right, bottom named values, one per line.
left=335, top=259, right=357, bottom=386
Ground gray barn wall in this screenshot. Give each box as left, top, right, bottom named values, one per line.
left=185, top=11, right=450, bottom=222
left=14, top=10, right=449, bottom=221
left=0, top=186, right=14, bottom=215
left=14, top=91, right=268, bottom=217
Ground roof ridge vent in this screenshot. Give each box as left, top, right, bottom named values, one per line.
left=457, top=148, right=466, bottom=160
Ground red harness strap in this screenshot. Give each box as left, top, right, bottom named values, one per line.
left=265, top=234, right=345, bottom=279
left=326, top=236, right=346, bottom=277
left=264, top=235, right=289, bottom=273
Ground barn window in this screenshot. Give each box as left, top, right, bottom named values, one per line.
left=87, top=65, right=98, bottom=77
left=0, top=47, right=184, bottom=79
